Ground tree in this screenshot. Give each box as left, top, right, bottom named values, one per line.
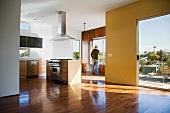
left=99, top=52, right=104, bottom=63
left=153, top=46, right=156, bottom=53
left=163, top=58, right=168, bottom=62
left=157, top=50, right=163, bottom=61
left=167, top=59, right=170, bottom=67
left=146, top=60, right=152, bottom=65
left=140, top=54, right=145, bottom=58
left=144, top=51, right=148, bottom=57
left=148, top=53, right=159, bottom=61
left=139, top=59, right=146, bottom=66
left=157, top=50, right=167, bottom=61
left=157, top=50, right=167, bottom=68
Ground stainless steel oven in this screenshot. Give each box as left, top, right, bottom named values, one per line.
left=48, top=59, right=61, bottom=81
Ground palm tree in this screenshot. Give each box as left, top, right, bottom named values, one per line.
left=153, top=46, right=156, bottom=53
left=144, top=51, right=147, bottom=57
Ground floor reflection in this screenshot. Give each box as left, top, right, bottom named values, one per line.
left=1, top=76, right=170, bottom=113
left=19, top=92, right=29, bottom=106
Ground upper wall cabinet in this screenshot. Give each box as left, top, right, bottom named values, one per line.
left=20, top=36, right=43, bottom=48
left=20, top=36, right=27, bottom=47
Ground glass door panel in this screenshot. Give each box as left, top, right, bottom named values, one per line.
left=138, top=14, right=170, bottom=89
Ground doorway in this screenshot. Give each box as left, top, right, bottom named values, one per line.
left=138, top=14, right=170, bottom=89
left=92, top=37, right=106, bottom=76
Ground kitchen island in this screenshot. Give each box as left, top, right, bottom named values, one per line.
left=46, top=59, right=82, bottom=85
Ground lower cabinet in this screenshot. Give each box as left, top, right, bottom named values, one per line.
left=20, top=60, right=27, bottom=76
left=20, top=60, right=45, bottom=76
left=99, top=64, right=105, bottom=76
left=39, top=60, right=46, bottom=75
left=46, top=60, right=82, bottom=85
left=60, top=60, right=68, bottom=82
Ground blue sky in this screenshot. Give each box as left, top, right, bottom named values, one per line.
left=139, top=14, right=170, bottom=54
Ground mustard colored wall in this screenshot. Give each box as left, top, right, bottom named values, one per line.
left=106, top=0, right=170, bottom=85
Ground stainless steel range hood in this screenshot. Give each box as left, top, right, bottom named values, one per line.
left=51, top=11, right=74, bottom=41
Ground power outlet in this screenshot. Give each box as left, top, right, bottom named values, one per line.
left=108, top=54, right=112, bottom=57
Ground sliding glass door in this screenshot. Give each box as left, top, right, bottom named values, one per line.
left=138, top=14, right=170, bottom=89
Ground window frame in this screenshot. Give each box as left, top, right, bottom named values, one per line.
left=20, top=21, right=30, bottom=30
left=73, top=39, right=80, bottom=60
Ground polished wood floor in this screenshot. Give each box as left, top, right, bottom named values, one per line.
left=0, top=75, right=170, bottom=113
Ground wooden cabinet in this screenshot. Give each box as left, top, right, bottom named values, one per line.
left=46, top=60, right=51, bottom=78
left=20, top=60, right=44, bottom=76
left=20, top=60, right=27, bottom=76
left=60, top=60, right=68, bottom=81
left=39, top=60, right=46, bottom=75
left=82, top=63, right=87, bottom=73
left=99, top=64, right=105, bottom=76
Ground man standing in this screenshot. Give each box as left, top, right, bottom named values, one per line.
left=91, top=45, right=99, bottom=75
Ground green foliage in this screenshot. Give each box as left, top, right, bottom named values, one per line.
left=157, top=50, right=167, bottom=61
left=139, top=59, right=146, bottom=66
left=140, top=54, right=145, bottom=58
left=99, top=52, right=103, bottom=56
left=148, top=53, right=159, bottom=61
left=73, top=52, right=79, bottom=58
left=139, top=71, right=143, bottom=74
left=146, top=60, right=152, bottom=65
left=98, top=52, right=105, bottom=63
left=163, top=57, right=168, bottom=62
left=167, top=59, right=170, bottom=67
left=139, top=66, right=143, bottom=72
left=20, top=51, right=29, bottom=57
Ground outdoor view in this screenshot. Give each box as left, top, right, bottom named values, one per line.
left=138, top=14, right=170, bottom=89
left=93, top=38, right=106, bottom=64
left=73, top=40, right=80, bottom=60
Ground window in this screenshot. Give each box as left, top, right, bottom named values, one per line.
left=93, top=37, right=106, bottom=64
left=19, top=49, right=30, bottom=57
left=20, top=22, right=30, bottom=30
left=73, top=40, right=80, bottom=60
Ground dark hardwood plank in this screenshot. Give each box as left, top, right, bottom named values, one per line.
left=0, top=76, right=170, bottom=113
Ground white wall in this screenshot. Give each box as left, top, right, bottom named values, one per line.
left=30, top=23, right=53, bottom=60
left=67, top=28, right=81, bottom=40
left=0, top=0, right=21, bottom=97
left=20, top=23, right=54, bottom=60
left=51, top=26, right=80, bottom=59
left=52, top=39, right=73, bottom=59
left=20, top=22, right=81, bottom=60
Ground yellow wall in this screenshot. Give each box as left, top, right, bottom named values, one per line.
left=106, top=0, right=170, bottom=85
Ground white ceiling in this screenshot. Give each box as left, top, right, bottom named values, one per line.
left=21, top=0, right=138, bottom=31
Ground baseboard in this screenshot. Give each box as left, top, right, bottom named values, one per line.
left=0, top=94, right=20, bottom=98
left=105, top=81, right=136, bottom=86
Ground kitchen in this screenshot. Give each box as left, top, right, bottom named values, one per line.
left=19, top=11, right=82, bottom=85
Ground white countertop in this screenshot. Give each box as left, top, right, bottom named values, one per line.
left=19, top=57, right=43, bottom=60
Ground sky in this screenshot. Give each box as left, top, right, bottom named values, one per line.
left=139, top=14, right=170, bottom=54
left=93, top=38, right=106, bottom=52
left=73, top=40, right=80, bottom=52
